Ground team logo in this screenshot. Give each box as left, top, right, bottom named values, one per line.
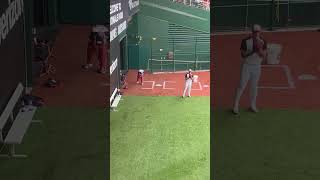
left=0, top=0, right=24, bottom=46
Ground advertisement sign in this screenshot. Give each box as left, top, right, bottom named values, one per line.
left=128, top=0, right=139, bottom=17
left=109, top=0, right=139, bottom=96
left=0, top=0, right=26, bottom=113
left=110, top=0, right=139, bottom=43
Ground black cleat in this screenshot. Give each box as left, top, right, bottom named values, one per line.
left=249, top=107, right=259, bottom=113
left=232, top=109, right=239, bottom=115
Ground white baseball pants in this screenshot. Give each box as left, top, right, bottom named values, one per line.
left=234, top=63, right=261, bottom=110
left=183, top=79, right=193, bottom=97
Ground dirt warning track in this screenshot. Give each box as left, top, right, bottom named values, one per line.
left=213, top=30, right=320, bottom=110
left=123, top=70, right=210, bottom=97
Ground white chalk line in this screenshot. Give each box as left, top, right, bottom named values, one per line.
left=141, top=80, right=206, bottom=91
left=163, top=81, right=176, bottom=89
left=141, top=81, right=155, bottom=90
left=192, top=82, right=203, bottom=91
left=258, top=65, right=296, bottom=89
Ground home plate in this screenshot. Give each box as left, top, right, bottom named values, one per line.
left=203, top=85, right=209, bottom=88
left=298, top=74, right=318, bottom=80
left=155, top=84, right=162, bottom=87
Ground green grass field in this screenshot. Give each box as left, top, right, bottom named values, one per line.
left=213, top=108, right=320, bottom=180
left=0, top=107, right=107, bottom=180
left=111, top=96, right=210, bottom=180
left=4, top=97, right=318, bottom=179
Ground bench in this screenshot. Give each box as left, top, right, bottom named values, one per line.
left=111, top=95, right=122, bottom=111
left=0, top=83, right=39, bottom=158
left=110, top=88, right=122, bottom=111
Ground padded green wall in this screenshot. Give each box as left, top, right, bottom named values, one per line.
left=127, top=14, right=169, bottom=69
left=126, top=14, right=140, bottom=69
left=127, top=0, right=210, bottom=70
left=140, top=0, right=209, bottom=32
left=138, top=15, right=169, bottom=69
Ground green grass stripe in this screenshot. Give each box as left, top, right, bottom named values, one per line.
left=111, top=96, right=210, bottom=180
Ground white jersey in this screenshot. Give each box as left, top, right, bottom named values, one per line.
left=241, top=36, right=267, bottom=65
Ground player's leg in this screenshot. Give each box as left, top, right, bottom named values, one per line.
left=233, top=64, right=250, bottom=113
left=137, top=76, right=142, bottom=85
left=83, top=42, right=95, bottom=69
left=97, top=45, right=107, bottom=74
left=249, top=66, right=261, bottom=112
left=140, top=75, right=144, bottom=85
left=183, top=81, right=188, bottom=97
left=87, top=43, right=95, bottom=64
left=188, top=80, right=192, bottom=97
left=123, top=78, right=128, bottom=89
left=136, top=72, right=140, bottom=83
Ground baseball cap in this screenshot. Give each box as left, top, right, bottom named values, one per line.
left=252, top=24, right=262, bottom=33
left=188, top=69, right=192, bottom=72
left=92, top=25, right=108, bottom=32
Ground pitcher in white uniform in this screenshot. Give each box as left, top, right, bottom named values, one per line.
left=233, top=24, right=267, bottom=114
left=183, top=69, right=194, bottom=98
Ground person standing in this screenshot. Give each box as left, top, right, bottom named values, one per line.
left=82, top=25, right=108, bottom=74
left=137, top=69, right=144, bottom=85
left=82, top=27, right=97, bottom=70
left=121, top=71, right=128, bottom=89
left=233, top=24, right=267, bottom=114
left=95, top=29, right=108, bottom=74
left=183, top=69, right=194, bottom=98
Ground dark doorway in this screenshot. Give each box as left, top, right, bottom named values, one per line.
left=119, top=36, right=128, bottom=70
left=34, top=0, right=50, bottom=27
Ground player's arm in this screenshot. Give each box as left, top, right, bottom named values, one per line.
left=240, top=39, right=254, bottom=58
left=241, top=50, right=255, bottom=58
left=257, top=39, right=267, bottom=58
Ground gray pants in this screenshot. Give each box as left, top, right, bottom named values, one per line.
left=234, top=63, right=261, bottom=110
